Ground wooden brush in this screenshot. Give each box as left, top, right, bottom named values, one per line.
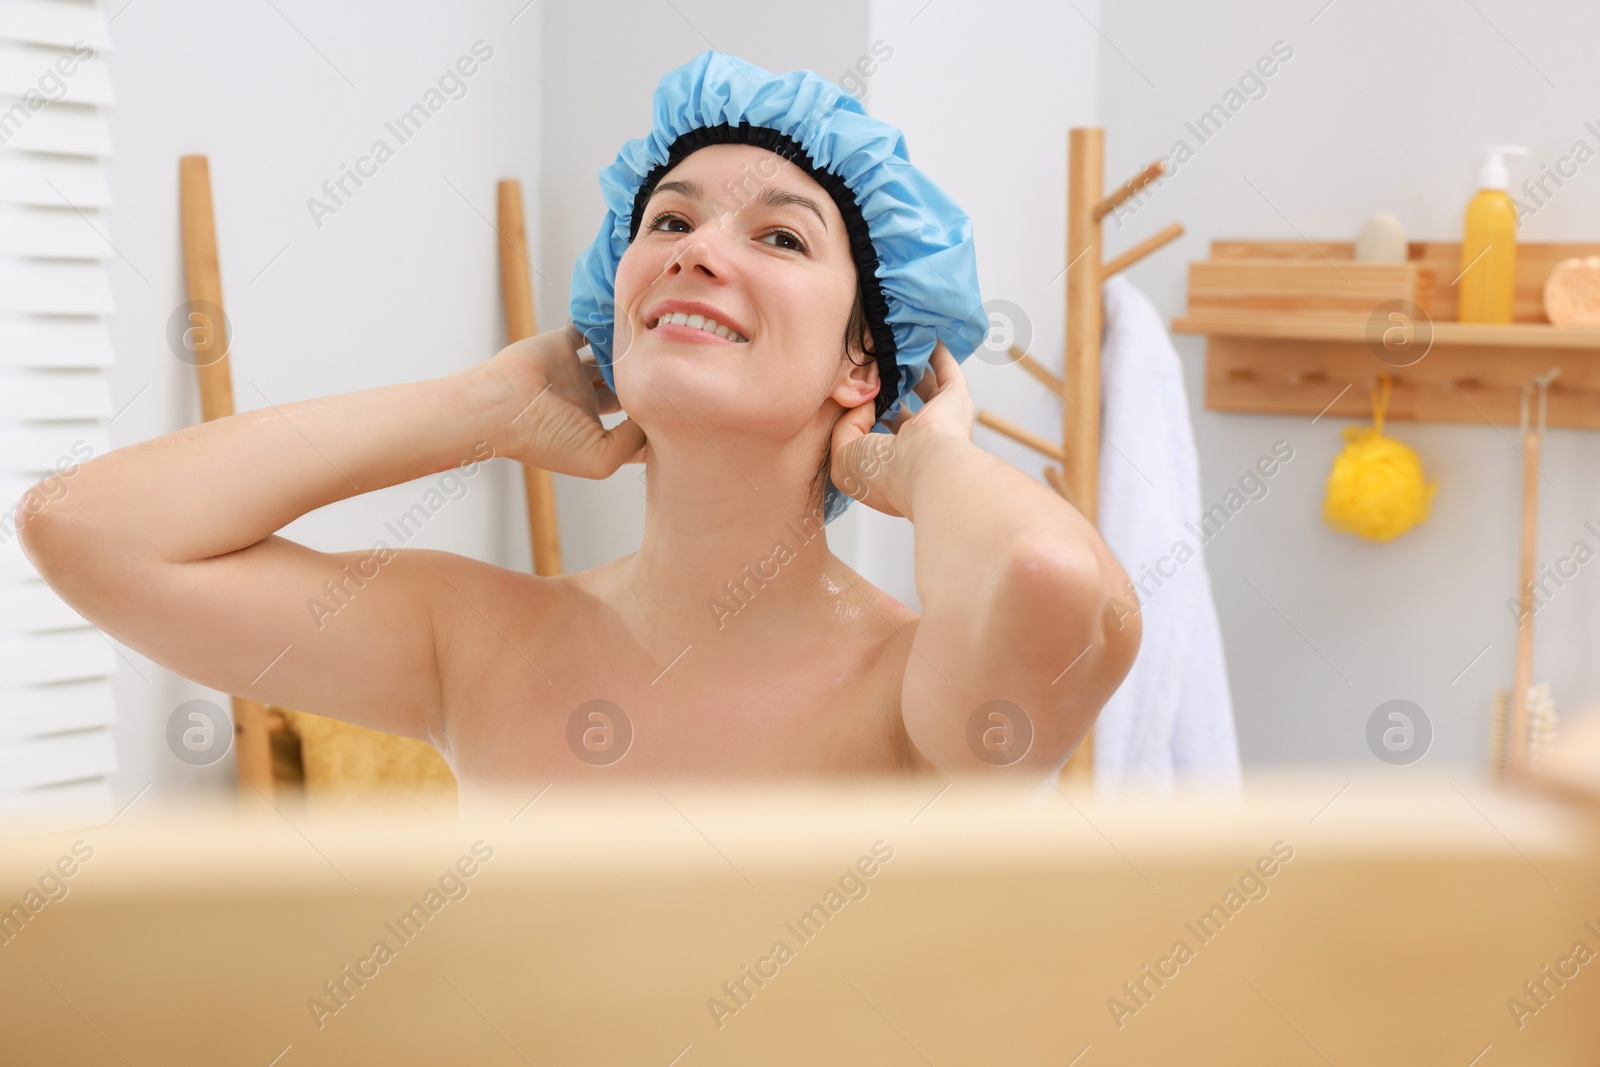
left=1491, top=368, right=1561, bottom=778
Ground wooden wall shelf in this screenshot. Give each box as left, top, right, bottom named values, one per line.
left=1174, top=314, right=1600, bottom=349
left=1173, top=240, right=1600, bottom=429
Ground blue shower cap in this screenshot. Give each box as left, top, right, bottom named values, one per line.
left=570, top=49, right=988, bottom=524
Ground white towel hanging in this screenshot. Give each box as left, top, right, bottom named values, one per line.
left=1091, top=274, right=1241, bottom=792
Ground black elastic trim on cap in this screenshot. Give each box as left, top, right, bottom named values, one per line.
left=626, top=120, right=899, bottom=424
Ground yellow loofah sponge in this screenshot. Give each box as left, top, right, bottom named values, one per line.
left=1323, top=375, right=1438, bottom=542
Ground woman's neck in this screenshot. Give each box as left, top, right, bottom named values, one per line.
left=606, top=447, right=857, bottom=650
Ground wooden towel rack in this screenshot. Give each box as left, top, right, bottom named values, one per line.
left=972, top=127, right=1185, bottom=782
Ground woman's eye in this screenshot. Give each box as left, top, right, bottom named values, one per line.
left=647, top=212, right=689, bottom=234
left=761, top=229, right=807, bottom=253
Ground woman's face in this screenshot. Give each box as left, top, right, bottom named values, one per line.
left=610, top=142, right=877, bottom=442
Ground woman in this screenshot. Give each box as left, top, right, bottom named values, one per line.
left=16, top=52, right=1139, bottom=795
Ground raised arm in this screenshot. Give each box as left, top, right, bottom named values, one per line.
left=14, top=363, right=514, bottom=749
left=14, top=325, right=643, bottom=752
left=896, top=431, right=1140, bottom=776
left=829, top=342, right=1141, bottom=777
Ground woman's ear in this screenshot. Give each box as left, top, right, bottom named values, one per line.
left=833, top=348, right=880, bottom=410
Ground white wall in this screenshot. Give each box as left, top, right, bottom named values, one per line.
left=1097, top=0, right=1600, bottom=764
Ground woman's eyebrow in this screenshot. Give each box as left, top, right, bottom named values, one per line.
left=653, top=177, right=828, bottom=233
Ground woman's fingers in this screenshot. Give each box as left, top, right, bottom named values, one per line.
left=927, top=347, right=946, bottom=397
left=603, top=418, right=647, bottom=471
left=880, top=342, right=972, bottom=444
left=829, top=398, right=905, bottom=518
left=574, top=341, right=623, bottom=414
left=909, top=341, right=954, bottom=404
left=593, top=378, right=623, bottom=416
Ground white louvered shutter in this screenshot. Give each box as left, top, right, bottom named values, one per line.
left=0, top=0, right=120, bottom=829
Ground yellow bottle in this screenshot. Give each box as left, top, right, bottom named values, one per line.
left=1458, top=144, right=1527, bottom=323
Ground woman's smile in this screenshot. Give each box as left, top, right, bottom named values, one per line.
left=647, top=317, right=746, bottom=345
left=644, top=301, right=752, bottom=344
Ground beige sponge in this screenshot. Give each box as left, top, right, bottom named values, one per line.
left=1543, top=254, right=1600, bottom=325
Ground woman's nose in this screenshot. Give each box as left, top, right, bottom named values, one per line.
left=666, top=226, right=724, bottom=278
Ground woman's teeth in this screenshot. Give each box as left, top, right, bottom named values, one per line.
left=650, top=311, right=748, bottom=342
